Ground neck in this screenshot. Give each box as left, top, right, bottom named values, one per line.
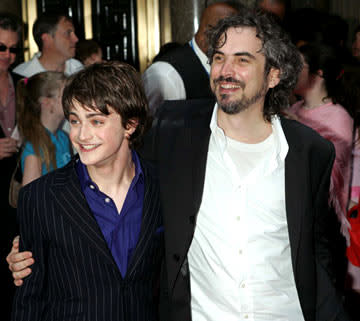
left=194, top=32, right=207, bottom=55
left=87, top=143, right=135, bottom=195
left=302, top=76, right=329, bottom=109
left=0, top=70, right=9, bottom=82
left=302, top=84, right=329, bottom=109
left=38, top=51, right=67, bottom=72
left=41, top=114, right=63, bottom=135
left=217, top=103, right=272, bottom=144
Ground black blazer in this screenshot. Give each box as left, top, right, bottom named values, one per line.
left=143, top=99, right=350, bottom=321
left=12, top=156, right=163, bottom=321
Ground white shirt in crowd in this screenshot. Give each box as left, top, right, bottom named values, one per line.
left=142, top=38, right=210, bottom=113
left=13, top=52, right=83, bottom=78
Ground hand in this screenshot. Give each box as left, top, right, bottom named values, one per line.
left=6, top=236, right=34, bottom=286
left=0, top=137, right=18, bottom=159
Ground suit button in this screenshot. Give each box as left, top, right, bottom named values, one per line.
left=189, top=215, right=195, bottom=224
left=173, top=254, right=180, bottom=262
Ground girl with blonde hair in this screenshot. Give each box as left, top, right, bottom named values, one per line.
left=17, top=71, right=71, bottom=186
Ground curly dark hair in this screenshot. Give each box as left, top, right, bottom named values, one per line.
left=62, top=61, right=151, bottom=150
left=207, top=8, right=302, bottom=121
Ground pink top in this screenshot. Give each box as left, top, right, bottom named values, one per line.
left=351, top=132, right=360, bottom=203
left=290, top=101, right=354, bottom=224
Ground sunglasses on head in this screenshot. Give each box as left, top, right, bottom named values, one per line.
left=0, top=45, right=20, bottom=54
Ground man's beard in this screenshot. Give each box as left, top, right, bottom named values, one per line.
left=213, top=76, right=268, bottom=115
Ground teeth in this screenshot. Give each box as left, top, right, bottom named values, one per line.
left=81, top=144, right=98, bottom=150
left=220, top=84, right=241, bottom=89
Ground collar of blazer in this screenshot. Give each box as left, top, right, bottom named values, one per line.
left=48, top=155, right=161, bottom=279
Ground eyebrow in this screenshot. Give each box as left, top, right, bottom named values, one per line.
left=214, top=50, right=256, bottom=60
left=0, top=42, right=18, bottom=47
left=69, top=111, right=106, bottom=118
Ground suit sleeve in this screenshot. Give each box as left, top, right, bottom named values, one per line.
left=314, top=142, right=351, bottom=321
left=12, top=184, right=47, bottom=321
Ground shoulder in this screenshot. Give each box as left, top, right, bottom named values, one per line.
left=143, top=61, right=178, bottom=79
left=57, top=129, right=70, bottom=141
left=281, top=117, right=334, bottom=156
left=12, top=56, right=41, bottom=77
left=22, top=141, right=35, bottom=155
left=66, top=58, right=84, bottom=75
left=22, top=158, right=76, bottom=192
left=155, top=98, right=215, bottom=125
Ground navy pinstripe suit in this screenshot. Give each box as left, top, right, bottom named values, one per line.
left=12, top=156, right=163, bottom=321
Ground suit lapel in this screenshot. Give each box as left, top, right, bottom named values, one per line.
left=49, top=160, right=118, bottom=270
left=126, top=160, right=161, bottom=277
left=282, top=119, right=307, bottom=273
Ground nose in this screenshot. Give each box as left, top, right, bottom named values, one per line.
left=77, top=123, right=92, bottom=141
left=220, top=58, right=234, bottom=78
left=72, top=33, right=78, bottom=44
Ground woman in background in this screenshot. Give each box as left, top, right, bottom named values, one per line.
left=16, top=71, right=71, bottom=186
left=289, top=42, right=355, bottom=292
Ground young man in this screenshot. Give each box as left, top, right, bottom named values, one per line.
left=11, top=62, right=163, bottom=321
left=13, top=13, right=82, bottom=77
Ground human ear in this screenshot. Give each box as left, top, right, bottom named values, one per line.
left=125, top=118, right=139, bottom=138
left=268, top=68, right=280, bottom=88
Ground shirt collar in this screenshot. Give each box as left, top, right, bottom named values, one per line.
left=190, top=37, right=210, bottom=75
left=209, top=103, right=289, bottom=162
left=76, top=150, right=144, bottom=193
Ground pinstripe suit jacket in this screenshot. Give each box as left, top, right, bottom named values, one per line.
left=12, top=156, right=163, bottom=321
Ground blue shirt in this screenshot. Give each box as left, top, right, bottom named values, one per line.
left=76, top=150, right=145, bottom=278
left=21, top=129, right=71, bottom=174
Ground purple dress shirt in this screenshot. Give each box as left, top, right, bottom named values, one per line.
left=76, top=151, right=144, bottom=278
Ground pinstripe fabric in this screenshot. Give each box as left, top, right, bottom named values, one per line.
left=12, top=157, right=163, bottom=321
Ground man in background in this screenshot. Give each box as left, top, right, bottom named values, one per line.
left=142, top=2, right=240, bottom=113
left=13, top=13, right=82, bottom=77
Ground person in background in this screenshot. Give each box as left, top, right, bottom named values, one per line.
left=13, top=12, right=82, bottom=78
left=75, top=39, right=102, bottom=66
left=16, top=71, right=71, bottom=186
left=0, top=12, right=22, bottom=321
left=288, top=42, right=355, bottom=290
left=255, top=0, right=288, bottom=22
left=352, top=25, right=360, bottom=61
left=142, top=2, right=240, bottom=113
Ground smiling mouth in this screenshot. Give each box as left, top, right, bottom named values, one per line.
left=220, top=84, right=242, bottom=89
left=80, top=144, right=100, bottom=151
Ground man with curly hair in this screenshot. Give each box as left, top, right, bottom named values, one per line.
left=150, top=8, right=350, bottom=321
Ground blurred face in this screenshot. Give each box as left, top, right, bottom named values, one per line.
left=352, top=31, right=360, bottom=58
left=210, top=27, right=279, bottom=115
left=259, top=0, right=286, bottom=21
left=0, top=27, right=19, bottom=73
left=52, top=83, right=65, bottom=120
left=83, top=48, right=103, bottom=66
left=51, top=17, right=78, bottom=59
left=69, top=101, right=132, bottom=169
left=293, top=55, right=313, bottom=97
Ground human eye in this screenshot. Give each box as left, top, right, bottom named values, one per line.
left=213, top=54, right=223, bottom=63
left=91, top=118, right=104, bottom=126
left=238, top=56, right=249, bottom=64
left=69, top=116, right=79, bottom=125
